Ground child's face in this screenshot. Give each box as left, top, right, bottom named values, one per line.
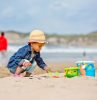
left=30, top=42, right=45, bottom=52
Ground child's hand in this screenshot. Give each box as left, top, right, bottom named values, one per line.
left=23, top=61, right=32, bottom=67
left=44, top=66, right=51, bottom=73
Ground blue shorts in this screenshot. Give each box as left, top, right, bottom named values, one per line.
left=8, top=61, right=36, bottom=74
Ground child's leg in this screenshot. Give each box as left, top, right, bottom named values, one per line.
left=24, top=61, right=36, bottom=77
left=15, top=66, right=25, bottom=75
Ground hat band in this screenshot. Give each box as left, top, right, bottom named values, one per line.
left=29, top=39, right=47, bottom=43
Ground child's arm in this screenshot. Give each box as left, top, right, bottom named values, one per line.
left=34, top=52, right=47, bottom=70
left=13, top=47, right=28, bottom=66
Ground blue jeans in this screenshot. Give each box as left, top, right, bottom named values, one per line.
left=8, top=61, right=36, bottom=74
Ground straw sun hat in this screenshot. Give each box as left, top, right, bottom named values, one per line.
left=29, top=29, right=47, bottom=43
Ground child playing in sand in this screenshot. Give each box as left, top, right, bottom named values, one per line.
left=7, top=29, right=51, bottom=77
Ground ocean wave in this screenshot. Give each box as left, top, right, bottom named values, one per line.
left=8, top=45, right=97, bottom=53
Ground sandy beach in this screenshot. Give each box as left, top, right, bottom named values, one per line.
left=0, top=0, right=97, bottom=99
left=0, top=73, right=97, bottom=100
left=0, top=60, right=97, bottom=100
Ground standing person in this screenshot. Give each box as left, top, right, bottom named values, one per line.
left=7, top=29, right=51, bottom=77
left=0, top=32, right=8, bottom=66
left=82, top=51, right=87, bottom=60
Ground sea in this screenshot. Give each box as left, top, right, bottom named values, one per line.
left=7, top=44, right=97, bottom=63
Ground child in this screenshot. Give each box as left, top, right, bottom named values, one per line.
left=7, top=29, right=51, bottom=77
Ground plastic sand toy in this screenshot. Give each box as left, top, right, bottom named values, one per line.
left=48, top=71, right=60, bottom=78
left=64, top=67, right=79, bottom=78
left=76, top=61, right=95, bottom=77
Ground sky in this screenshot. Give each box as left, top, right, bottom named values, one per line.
left=0, top=0, right=97, bottom=34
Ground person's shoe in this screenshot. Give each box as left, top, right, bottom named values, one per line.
left=14, top=74, right=23, bottom=78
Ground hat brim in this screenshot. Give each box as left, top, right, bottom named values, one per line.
left=29, top=40, right=48, bottom=44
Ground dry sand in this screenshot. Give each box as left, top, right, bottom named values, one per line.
left=0, top=73, right=97, bottom=100
left=0, top=61, right=97, bottom=100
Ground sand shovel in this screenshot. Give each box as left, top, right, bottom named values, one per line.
left=48, top=71, right=60, bottom=78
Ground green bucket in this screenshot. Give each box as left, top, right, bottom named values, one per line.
left=64, top=67, right=79, bottom=78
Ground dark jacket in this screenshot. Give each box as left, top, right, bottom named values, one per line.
left=7, top=44, right=46, bottom=69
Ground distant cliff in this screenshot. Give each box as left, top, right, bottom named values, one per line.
left=4, top=31, right=29, bottom=45
left=47, top=32, right=97, bottom=47
left=1, top=31, right=97, bottom=47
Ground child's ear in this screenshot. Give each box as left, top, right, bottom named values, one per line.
left=28, top=42, right=31, bottom=45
